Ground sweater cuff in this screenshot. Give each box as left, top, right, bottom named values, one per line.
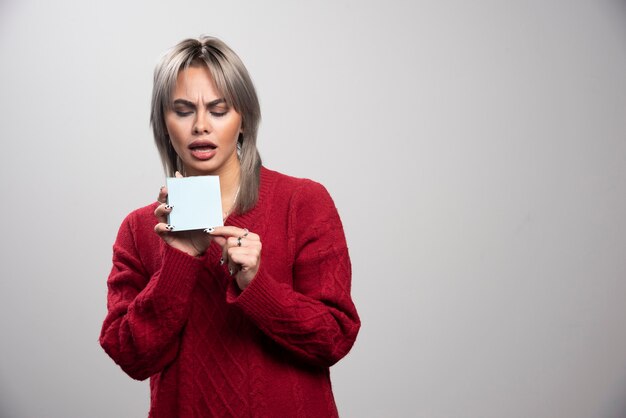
left=153, top=244, right=207, bottom=298
left=226, top=265, right=288, bottom=321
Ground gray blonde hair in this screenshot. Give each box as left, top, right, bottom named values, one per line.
left=150, top=36, right=262, bottom=214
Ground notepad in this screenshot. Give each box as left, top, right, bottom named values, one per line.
left=166, top=176, right=223, bottom=231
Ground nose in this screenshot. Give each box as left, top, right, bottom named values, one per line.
left=193, top=109, right=212, bottom=135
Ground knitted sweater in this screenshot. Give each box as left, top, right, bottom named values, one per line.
left=100, top=167, right=360, bottom=418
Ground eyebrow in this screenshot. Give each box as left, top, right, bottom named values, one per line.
left=172, top=98, right=227, bottom=107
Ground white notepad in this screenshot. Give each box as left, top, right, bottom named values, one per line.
left=166, top=176, right=223, bottom=231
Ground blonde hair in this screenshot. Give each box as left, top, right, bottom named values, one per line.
left=150, top=36, right=262, bottom=214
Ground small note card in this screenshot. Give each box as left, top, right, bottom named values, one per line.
left=166, top=176, right=223, bottom=231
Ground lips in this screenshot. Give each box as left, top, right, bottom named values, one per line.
left=189, top=140, right=217, bottom=160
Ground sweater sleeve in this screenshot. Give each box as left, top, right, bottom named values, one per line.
left=99, top=213, right=205, bottom=380
left=227, top=180, right=361, bottom=368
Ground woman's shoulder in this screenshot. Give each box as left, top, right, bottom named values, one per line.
left=260, top=166, right=337, bottom=218
left=261, top=166, right=331, bottom=197
left=118, top=201, right=159, bottom=231
left=260, top=167, right=346, bottom=249
left=110, top=201, right=161, bottom=254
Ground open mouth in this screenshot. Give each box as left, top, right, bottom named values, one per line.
left=189, top=140, right=217, bottom=160
left=189, top=140, right=217, bottom=152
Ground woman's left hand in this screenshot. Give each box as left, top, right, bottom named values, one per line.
left=208, top=226, right=262, bottom=290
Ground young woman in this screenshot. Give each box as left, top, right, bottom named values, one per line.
left=99, top=36, right=360, bottom=417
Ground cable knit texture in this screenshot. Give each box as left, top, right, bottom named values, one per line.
left=100, top=167, right=360, bottom=418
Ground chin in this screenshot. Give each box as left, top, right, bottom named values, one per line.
left=185, top=161, right=221, bottom=176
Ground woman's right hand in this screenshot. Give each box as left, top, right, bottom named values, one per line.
left=154, top=181, right=212, bottom=257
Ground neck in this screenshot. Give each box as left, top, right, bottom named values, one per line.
left=220, top=166, right=240, bottom=197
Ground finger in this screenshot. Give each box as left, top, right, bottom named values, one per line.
left=228, top=249, right=261, bottom=285
left=154, top=222, right=175, bottom=236
left=227, top=261, right=238, bottom=276
left=209, top=226, right=258, bottom=240
left=223, top=244, right=232, bottom=272
left=227, top=236, right=242, bottom=249
left=227, top=250, right=251, bottom=275
left=226, top=236, right=262, bottom=250
left=157, top=185, right=168, bottom=204
left=209, top=234, right=227, bottom=248
left=227, top=239, right=261, bottom=260
left=225, top=239, right=249, bottom=275
left=154, top=203, right=173, bottom=223
left=228, top=246, right=259, bottom=265
left=222, top=234, right=261, bottom=275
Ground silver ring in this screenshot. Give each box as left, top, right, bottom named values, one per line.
left=241, top=228, right=249, bottom=238
left=237, top=237, right=243, bottom=247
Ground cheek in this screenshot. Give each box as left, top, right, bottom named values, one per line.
left=220, top=118, right=242, bottom=141
left=164, top=118, right=184, bottom=142
left=163, top=125, right=186, bottom=155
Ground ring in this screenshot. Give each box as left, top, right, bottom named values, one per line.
left=237, top=237, right=243, bottom=247
left=241, top=228, right=249, bottom=238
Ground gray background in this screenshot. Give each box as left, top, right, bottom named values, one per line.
left=1, top=1, right=625, bottom=417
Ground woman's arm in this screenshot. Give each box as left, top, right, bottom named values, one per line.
left=226, top=181, right=361, bottom=368
left=99, top=214, right=204, bottom=380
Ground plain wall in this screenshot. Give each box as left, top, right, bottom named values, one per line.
left=1, top=0, right=626, bottom=417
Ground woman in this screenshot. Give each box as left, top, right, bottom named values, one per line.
left=100, top=36, right=360, bottom=417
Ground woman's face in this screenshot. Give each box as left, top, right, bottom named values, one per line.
left=164, top=65, right=242, bottom=177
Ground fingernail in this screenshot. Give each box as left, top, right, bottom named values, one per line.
left=166, top=224, right=174, bottom=231
left=219, top=257, right=224, bottom=265
left=205, top=227, right=215, bottom=233
left=165, top=204, right=173, bottom=210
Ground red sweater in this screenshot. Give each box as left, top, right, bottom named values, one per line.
left=100, top=167, right=360, bottom=417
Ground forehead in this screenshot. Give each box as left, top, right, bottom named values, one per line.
left=172, top=65, right=222, bottom=99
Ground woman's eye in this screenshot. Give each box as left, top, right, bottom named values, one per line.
left=175, top=110, right=192, bottom=117
left=210, top=107, right=229, bottom=117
